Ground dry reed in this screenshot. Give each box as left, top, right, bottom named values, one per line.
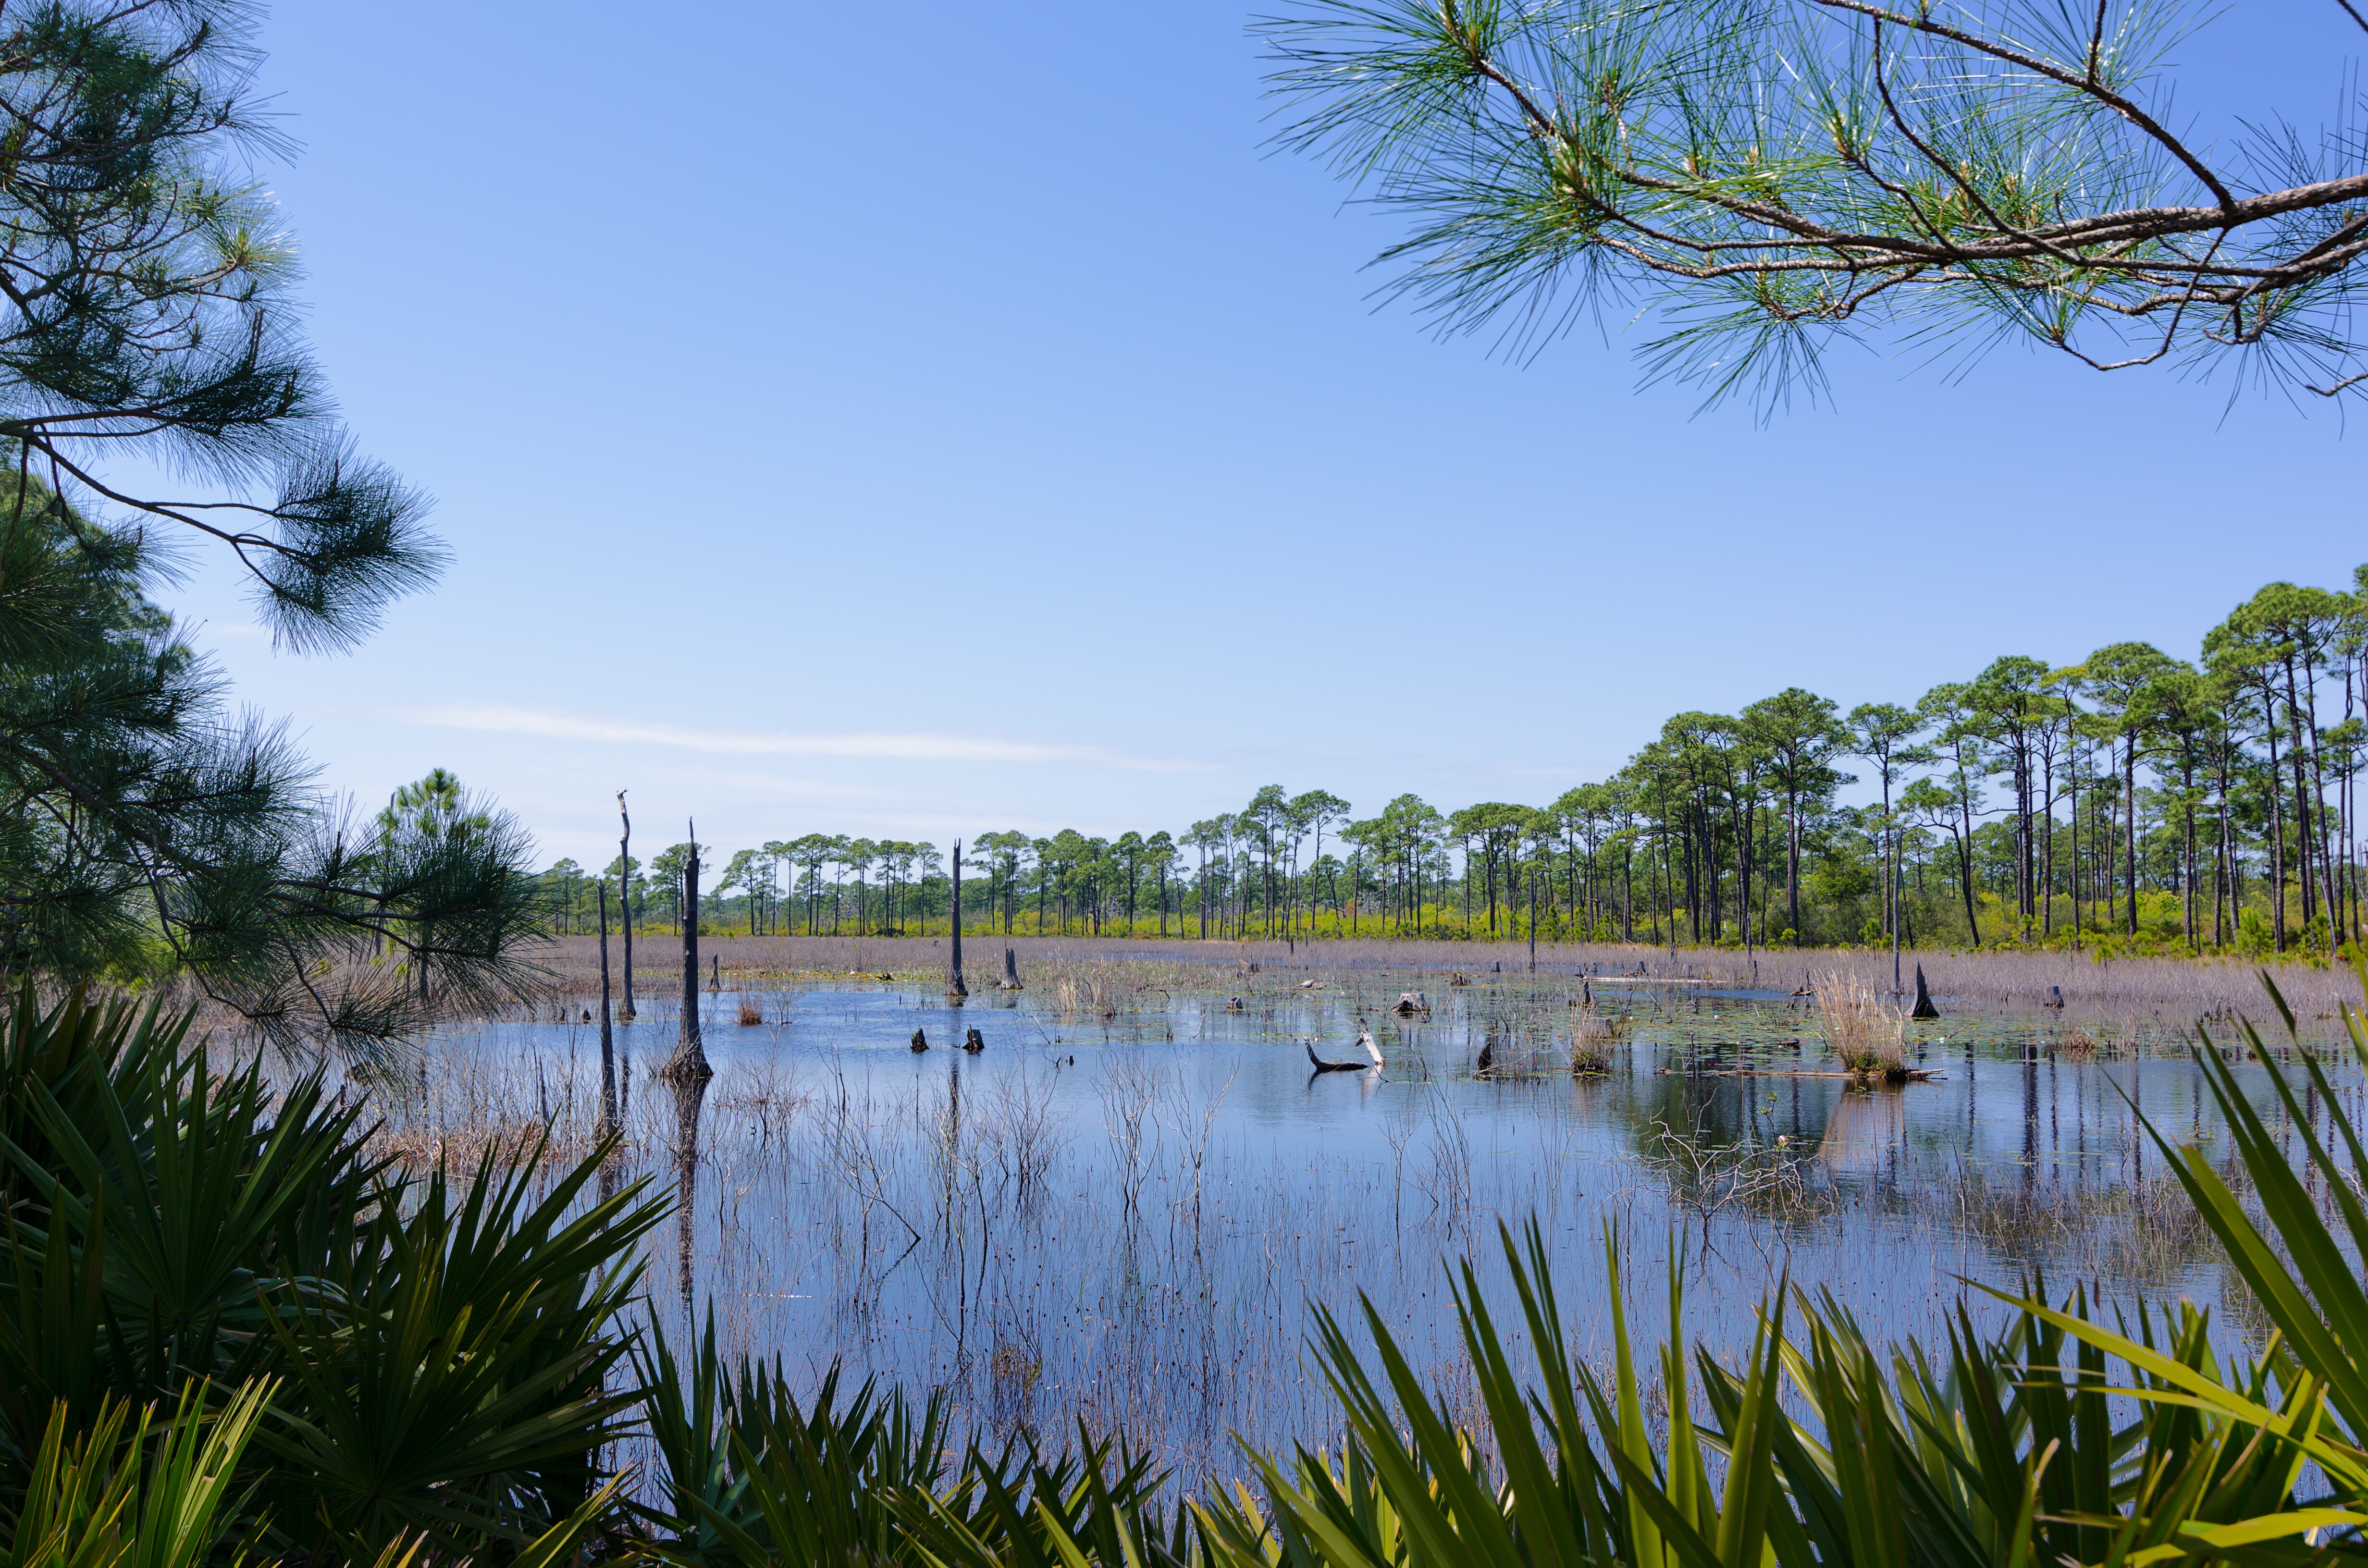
left=1816, top=970, right=1905, bottom=1077
left=506, top=934, right=2361, bottom=1043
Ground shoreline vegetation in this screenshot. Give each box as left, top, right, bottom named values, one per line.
left=548, top=564, right=2368, bottom=970
left=500, top=933, right=2368, bottom=1025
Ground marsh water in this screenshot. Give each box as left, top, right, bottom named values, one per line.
left=398, top=964, right=2353, bottom=1480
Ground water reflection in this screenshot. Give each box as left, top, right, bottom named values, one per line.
left=1818, top=1089, right=1906, bottom=1180
left=406, top=974, right=2341, bottom=1480
left=667, top=1070, right=709, bottom=1309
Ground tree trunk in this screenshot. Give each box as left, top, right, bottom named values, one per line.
left=664, top=824, right=711, bottom=1084
left=2286, top=658, right=2319, bottom=928
left=2265, top=704, right=2288, bottom=950
left=949, top=841, right=968, bottom=997
left=617, top=792, right=636, bottom=1021
left=2123, top=735, right=2140, bottom=936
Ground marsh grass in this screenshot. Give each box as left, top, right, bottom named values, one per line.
left=1815, top=970, right=1906, bottom=1077
left=1570, top=1002, right=1623, bottom=1073
left=507, top=935, right=2365, bottom=1054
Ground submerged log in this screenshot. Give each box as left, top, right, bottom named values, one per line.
left=1305, top=1039, right=1372, bottom=1073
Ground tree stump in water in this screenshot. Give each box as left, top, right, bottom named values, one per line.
left=948, top=841, right=969, bottom=998
left=963, top=1027, right=984, bottom=1053
left=911, top=1028, right=929, bottom=1052
left=1001, top=947, right=1022, bottom=990
left=1911, top=964, right=1940, bottom=1020
left=662, top=825, right=713, bottom=1086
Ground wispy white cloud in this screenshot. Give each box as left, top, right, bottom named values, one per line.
left=395, top=703, right=1208, bottom=773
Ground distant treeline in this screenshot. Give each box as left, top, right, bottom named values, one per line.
left=544, top=570, right=2368, bottom=960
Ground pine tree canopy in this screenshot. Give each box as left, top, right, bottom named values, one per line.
left=0, top=2, right=543, bottom=1059
left=1261, top=0, right=2368, bottom=411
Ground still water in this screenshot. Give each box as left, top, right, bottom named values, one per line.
left=407, top=969, right=2341, bottom=1478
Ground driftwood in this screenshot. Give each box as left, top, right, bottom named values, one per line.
left=1305, top=1032, right=1381, bottom=1073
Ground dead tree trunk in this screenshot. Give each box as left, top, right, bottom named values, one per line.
left=1002, top=946, right=1022, bottom=990
left=1911, top=964, right=1940, bottom=1019
left=664, top=821, right=712, bottom=1084
left=617, top=791, right=636, bottom=1021
left=949, top=840, right=969, bottom=998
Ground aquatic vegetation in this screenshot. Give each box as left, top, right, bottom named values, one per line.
left=1816, top=970, right=1906, bottom=1078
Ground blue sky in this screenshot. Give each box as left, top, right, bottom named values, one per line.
left=164, top=0, right=2365, bottom=868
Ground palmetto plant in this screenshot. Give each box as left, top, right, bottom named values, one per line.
left=0, top=1381, right=267, bottom=1568
left=638, top=1308, right=1185, bottom=1568
left=0, top=982, right=665, bottom=1563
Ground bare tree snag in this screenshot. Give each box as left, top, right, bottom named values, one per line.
left=663, top=820, right=712, bottom=1085
left=617, top=790, right=636, bottom=1021
left=949, top=840, right=969, bottom=998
